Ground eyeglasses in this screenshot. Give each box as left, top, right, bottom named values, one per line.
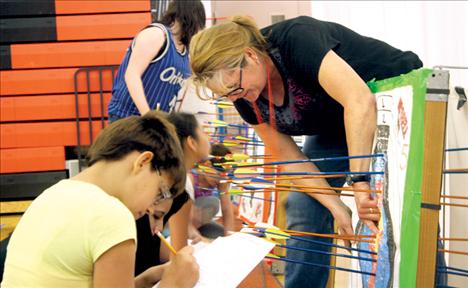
left=153, top=181, right=172, bottom=205
left=212, top=65, right=244, bottom=100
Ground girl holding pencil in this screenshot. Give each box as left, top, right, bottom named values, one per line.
left=2, top=112, right=199, bottom=288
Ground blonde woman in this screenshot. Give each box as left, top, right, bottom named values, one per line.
left=189, top=16, right=422, bottom=287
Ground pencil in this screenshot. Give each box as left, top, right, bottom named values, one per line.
left=156, top=230, right=177, bottom=255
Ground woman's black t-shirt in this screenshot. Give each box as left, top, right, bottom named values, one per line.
left=234, top=16, right=423, bottom=136
left=134, top=191, right=189, bottom=275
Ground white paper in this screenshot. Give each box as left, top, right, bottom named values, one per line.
left=153, top=232, right=274, bottom=288
left=193, top=232, right=275, bottom=288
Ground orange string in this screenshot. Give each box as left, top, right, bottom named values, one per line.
left=439, top=249, right=468, bottom=256
left=440, top=195, right=468, bottom=200
left=439, top=237, right=468, bottom=241
left=441, top=203, right=468, bottom=208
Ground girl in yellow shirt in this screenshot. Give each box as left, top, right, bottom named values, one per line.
left=2, top=112, right=198, bottom=288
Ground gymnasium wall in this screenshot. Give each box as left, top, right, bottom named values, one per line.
left=0, top=0, right=154, bottom=239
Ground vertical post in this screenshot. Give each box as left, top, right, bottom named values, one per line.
left=85, top=69, right=93, bottom=145
left=74, top=69, right=83, bottom=171
left=98, top=67, right=105, bottom=129
left=326, top=235, right=337, bottom=288
left=416, top=70, right=449, bottom=287
left=273, top=165, right=287, bottom=276
left=217, top=105, right=225, bottom=144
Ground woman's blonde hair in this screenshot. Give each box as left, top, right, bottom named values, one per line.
left=189, top=16, right=268, bottom=99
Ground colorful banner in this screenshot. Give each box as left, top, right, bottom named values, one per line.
left=357, top=69, right=432, bottom=287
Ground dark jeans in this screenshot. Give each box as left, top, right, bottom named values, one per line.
left=436, top=226, right=448, bottom=285
left=285, top=134, right=348, bottom=288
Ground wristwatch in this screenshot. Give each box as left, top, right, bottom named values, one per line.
left=345, top=174, right=370, bottom=186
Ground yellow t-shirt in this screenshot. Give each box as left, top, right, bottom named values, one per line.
left=1, top=179, right=136, bottom=288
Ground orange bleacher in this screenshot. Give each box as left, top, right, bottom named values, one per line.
left=1, top=93, right=111, bottom=122
left=54, top=0, right=151, bottom=15
left=0, top=68, right=114, bottom=96
left=9, top=40, right=128, bottom=69
left=56, top=12, right=151, bottom=41
left=0, top=1, right=152, bottom=174
left=1, top=121, right=106, bottom=149
left=1, top=147, right=65, bottom=174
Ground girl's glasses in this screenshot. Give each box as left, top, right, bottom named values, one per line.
left=153, top=181, right=172, bottom=205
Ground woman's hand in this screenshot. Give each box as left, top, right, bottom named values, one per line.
left=329, top=200, right=354, bottom=249
left=353, top=182, right=380, bottom=234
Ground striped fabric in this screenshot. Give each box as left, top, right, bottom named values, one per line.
left=108, top=23, right=191, bottom=117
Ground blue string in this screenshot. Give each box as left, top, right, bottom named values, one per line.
left=265, top=256, right=376, bottom=276
left=256, top=228, right=377, bottom=255
left=445, top=147, right=468, bottom=152
left=443, top=171, right=468, bottom=174
left=277, top=244, right=376, bottom=262
left=235, top=194, right=275, bottom=203
left=191, top=170, right=225, bottom=180
left=229, top=171, right=384, bottom=177
left=232, top=153, right=385, bottom=168
left=436, top=269, right=468, bottom=277
left=438, top=265, right=468, bottom=274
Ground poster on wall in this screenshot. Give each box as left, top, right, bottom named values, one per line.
left=354, top=69, right=430, bottom=288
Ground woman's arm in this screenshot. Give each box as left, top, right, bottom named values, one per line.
left=218, top=182, right=235, bottom=234
left=253, top=123, right=353, bottom=238
left=318, top=50, right=379, bottom=233
left=124, top=27, right=166, bottom=115
left=93, top=239, right=135, bottom=288
left=168, top=199, right=204, bottom=252
left=168, top=200, right=192, bottom=251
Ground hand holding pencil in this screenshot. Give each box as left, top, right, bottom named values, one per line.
left=159, top=246, right=200, bottom=288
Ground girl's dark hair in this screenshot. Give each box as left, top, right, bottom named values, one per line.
left=210, top=143, right=231, bottom=157
left=86, top=112, right=185, bottom=196
left=209, top=143, right=232, bottom=172
left=165, top=112, right=199, bottom=146
left=160, top=0, right=206, bottom=46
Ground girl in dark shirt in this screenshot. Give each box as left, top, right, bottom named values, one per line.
left=135, top=112, right=210, bottom=276
left=135, top=192, right=189, bottom=275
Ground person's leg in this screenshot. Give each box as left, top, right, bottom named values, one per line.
left=194, top=196, right=220, bottom=225
left=193, top=196, right=224, bottom=239
left=285, top=134, right=349, bottom=288
left=198, top=222, right=225, bottom=239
